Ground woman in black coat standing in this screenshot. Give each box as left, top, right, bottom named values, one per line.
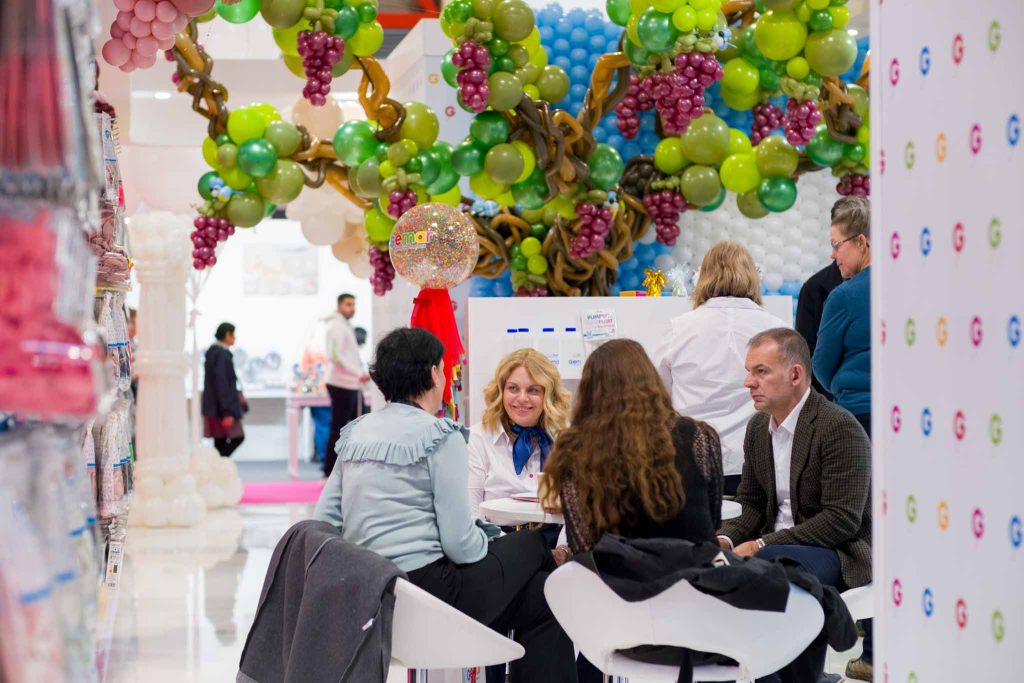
left=203, top=322, right=246, bottom=457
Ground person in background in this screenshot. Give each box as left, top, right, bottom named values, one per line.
left=354, top=326, right=372, bottom=415
left=542, top=339, right=723, bottom=683
left=314, top=328, right=577, bottom=683
left=654, top=241, right=786, bottom=497
left=813, top=196, right=871, bottom=437
left=468, top=349, right=571, bottom=543
left=324, top=293, right=369, bottom=477
left=810, top=196, right=872, bottom=681
left=202, top=322, right=247, bottom=457
left=795, top=262, right=843, bottom=400
left=717, top=328, right=871, bottom=683
left=127, top=307, right=139, bottom=400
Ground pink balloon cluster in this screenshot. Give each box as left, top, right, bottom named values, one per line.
left=101, top=0, right=212, bottom=72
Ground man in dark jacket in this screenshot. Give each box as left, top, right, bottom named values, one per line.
left=795, top=262, right=843, bottom=400
left=203, top=322, right=245, bottom=457
left=718, top=328, right=872, bottom=682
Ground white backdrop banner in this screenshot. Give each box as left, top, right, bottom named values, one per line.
left=872, top=2, right=1023, bottom=680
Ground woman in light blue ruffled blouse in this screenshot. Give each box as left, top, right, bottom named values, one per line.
left=314, top=327, right=577, bottom=683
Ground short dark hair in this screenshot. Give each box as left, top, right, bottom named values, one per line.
left=215, top=322, right=235, bottom=341
left=370, top=328, right=445, bottom=403
left=748, top=328, right=812, bottom=380
left=354, top=326, right=367, bottom=346
left=337, top=293, right=355, bottom=305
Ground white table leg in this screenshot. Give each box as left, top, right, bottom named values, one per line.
left=287, top=403, right=300, bottom=480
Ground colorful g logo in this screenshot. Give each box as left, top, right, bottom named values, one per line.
left=956, top=598, right=968, bottom=629
left=906, top=495, right=918, bottom=523
left=1009, top=114, right=1022, bottom=147
left=990, top=217, right=1002, bottom=248
left=1008, top=315, right=1022, bottom=347
left=972, top=507, right=985, bottom=539
left=953, top=222, right=966, bottom=252
left=993, top=610, right=1006, bottom=642
left=1010, top=516, right=1023, bottom=548
left=990, top=414, right=1003, bottom=445
left=444, top=106, right=456, bottom=117
left=970, top=124, right=983, bottom=155
left=938, top=501, right=950, bottom=530
left=953, top=34, right=965, bottom=64
left=919, top=46, right=931, bottom=75
left=922, top=588, right=934, bottom=616
left=892, top=578, right=904, bottom=606
left=921, top=407, right=933, bottom=436
left=936, top=133, right=948, bottom=161
left=937, top=317, right=949, bottom=347
left=905, top=318, right=917, bottom=346
left=920, top=227, right=932, bottom=255
left=891, top=405, right=903, bottom=433
left=970, top=316, right=984, bottom=346
left=954, top=410, right=966, bottom=440
left=989, top=20, right=1002, bottom=52
left=889, top=58, right=901, bottom=85
left=890, top=232, right=902, bottom=259
left=905, top=142, right=916, bottom=169
left=427, top=73, right=440, bottom=84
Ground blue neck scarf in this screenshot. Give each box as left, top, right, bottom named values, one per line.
left=510, top=424, right=552, bottom=475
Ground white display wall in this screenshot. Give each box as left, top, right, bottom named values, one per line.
left=873, top=2, right=1024, bottom=680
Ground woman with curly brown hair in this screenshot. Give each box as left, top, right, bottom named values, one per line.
left=541, top=339, right=724, bottom=682
left=541, top=338, right=725, bottom=555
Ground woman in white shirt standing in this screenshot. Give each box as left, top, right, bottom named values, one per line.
left=468, top=349, right=570, bottom=522
left=654, top=241, right=787, bottom=495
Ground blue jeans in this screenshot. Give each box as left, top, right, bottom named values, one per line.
left=752, top=545, right=871, bottom=682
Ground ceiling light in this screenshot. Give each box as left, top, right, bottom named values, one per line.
left=848, top=29, right=859, bottom=36
left=153, top=91, right=172, bottom=100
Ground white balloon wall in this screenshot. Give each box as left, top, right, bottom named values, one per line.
left=666, top=170, right=840, bottom=294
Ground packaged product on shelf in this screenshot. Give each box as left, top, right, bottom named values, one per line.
left=0, top=432, right=69, bottom=683
left=0, top=200, right=102, bottom=419
left=90, top=113, right=131, bottom=291
left=95, top=292, right=133, bottom=393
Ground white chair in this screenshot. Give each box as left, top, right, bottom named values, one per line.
left=544, top=562, right=824, bottom=682
left=839, top=584, right=873, bottom=622
left=390, top=577, right=524, bottom=681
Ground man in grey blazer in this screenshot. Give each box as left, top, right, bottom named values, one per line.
left=717, top=328, right=873, bottom=681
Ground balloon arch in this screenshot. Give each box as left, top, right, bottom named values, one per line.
left=103, top=0, right=869, bottom=297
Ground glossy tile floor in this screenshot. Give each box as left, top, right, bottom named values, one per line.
left=101, top=503, right=859, bottom=682
left=100, top=504, right=409, bottom=683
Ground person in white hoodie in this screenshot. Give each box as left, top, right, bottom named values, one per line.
left=653, top=242, right=788, bottom=495
left=323, top=293, right=369, bottom=477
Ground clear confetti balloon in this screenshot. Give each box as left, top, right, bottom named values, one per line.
left=388, top=203, right=479, bottom=289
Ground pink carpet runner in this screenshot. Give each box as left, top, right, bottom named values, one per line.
left=240, top=480, right=325, bottom=505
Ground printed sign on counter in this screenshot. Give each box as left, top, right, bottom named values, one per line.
left=581, top=309, right=617, bottom=342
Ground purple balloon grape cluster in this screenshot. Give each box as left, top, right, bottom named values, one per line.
left=569, top=202, right=615, bottom=260
left=644, top=190, right=686, bottom=246
left=452, top=41, right=492, bottom=113
left=297, top=30, right=344, bottom=107
left=191, top=216, right=235, bottom=270
left=785, top=99, right=823, bottom=147
left=369, top=246, right=396, bottom=296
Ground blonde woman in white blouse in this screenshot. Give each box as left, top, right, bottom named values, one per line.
left=468, top=349, right=570, bottom=520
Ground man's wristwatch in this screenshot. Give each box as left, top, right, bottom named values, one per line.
left=756, top=538, right=766, bottom=549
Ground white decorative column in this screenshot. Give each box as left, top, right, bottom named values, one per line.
left=127, top=212, right=242, bottom=528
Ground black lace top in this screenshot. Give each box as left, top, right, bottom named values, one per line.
left=562, top=416, right=724, bottom=554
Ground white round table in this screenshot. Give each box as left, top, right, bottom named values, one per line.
left=479, top=498, right=741, bottom=526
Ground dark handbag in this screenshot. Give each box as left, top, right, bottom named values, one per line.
left=238, top=390, right=250, bottom=415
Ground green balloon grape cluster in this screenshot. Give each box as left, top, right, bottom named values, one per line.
left=330, top=102, right=464, bottom=244
left=508, top=231, right=550, bottom=290
left=721, top=0, right=857, bottom=110
left=441, top=0, right=570, bottom=109
left=197, top=103, right=302, bottom=228
left=650, top=112, right=803, bottom=218
left=610, top=0, right=727, bottom=65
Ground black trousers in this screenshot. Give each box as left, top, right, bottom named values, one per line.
left=213, top=435, right=244, bottom=457
left=324, top=384, right=361, bottom=476
left=407, top=531, right=578, bottom=683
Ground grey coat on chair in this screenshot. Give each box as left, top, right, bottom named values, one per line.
left=237, top=520, right=405, bottom=683
left=718, top=389, right=873, bottom=590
